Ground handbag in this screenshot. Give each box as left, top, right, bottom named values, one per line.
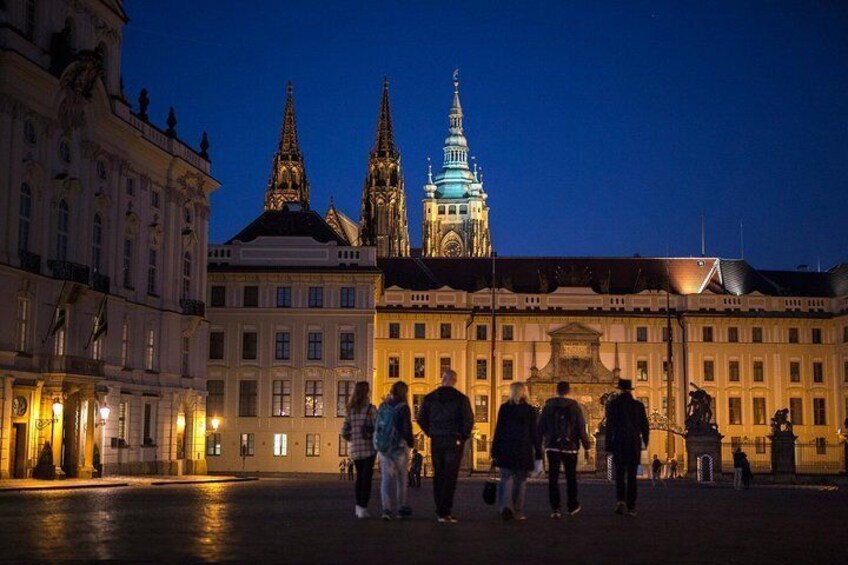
left=482, top=465, right=498, bottom=506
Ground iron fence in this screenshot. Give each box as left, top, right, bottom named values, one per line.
left=795, top=442, right=845, bottom=475
left=722, top=441, right=772, bottom=474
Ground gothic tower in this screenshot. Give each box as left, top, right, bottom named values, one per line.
left=421, top=71, right=491, bottom=257
left=265, top=82, right=309, bottom=210
left=359, top=78, right=410, bottom=257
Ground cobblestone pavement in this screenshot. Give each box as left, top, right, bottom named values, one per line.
left=0, top=477, right=845, bottom=563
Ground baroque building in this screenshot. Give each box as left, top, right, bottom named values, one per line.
left=358, top=79, right=410, bottom=257
left=421, top=73, right=491, bottom=258
left=0, top=0, right=218, bottom=479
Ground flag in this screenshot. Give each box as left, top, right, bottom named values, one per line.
left=85, top=296, right=108, bottom=349
left=44, top=282, right=68, bottom=342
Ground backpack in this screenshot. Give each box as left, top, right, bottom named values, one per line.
left=373, top=403, right=399, bottom=453
left=551, top=405, right=576, bottom=450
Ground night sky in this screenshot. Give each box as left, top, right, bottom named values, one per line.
left=121, top=1, right=848, bottom=270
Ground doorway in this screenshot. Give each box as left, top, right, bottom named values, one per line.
left=11, top=423, right=27, bottom=478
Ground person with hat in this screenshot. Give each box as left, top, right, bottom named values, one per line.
left=604, top=378, right=650, bottom=517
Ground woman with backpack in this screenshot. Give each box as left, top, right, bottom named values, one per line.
left=375, top=380, right=414, bottom=520
left=341, top=381, right=377, bottom=518
left=491, top=382, right=543, bottom=521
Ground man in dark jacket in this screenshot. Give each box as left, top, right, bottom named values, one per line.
left=417, top=369, right=474, bottom=523
left=605, top=378, right=650, bottom=516
left=538, top=381, right=591, bottom=518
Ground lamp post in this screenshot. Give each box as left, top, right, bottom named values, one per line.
left=95, top=404, right=110, bottom=477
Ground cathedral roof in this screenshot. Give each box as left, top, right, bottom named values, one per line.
left=325, top=200, right=359, bottom=245
left=226, top=206, right=347, bottom=245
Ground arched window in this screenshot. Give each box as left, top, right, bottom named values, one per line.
left=18, top=184, right=32, bottom=252
left=92, top=214, right=102, bottom=272
left=182, top=252, right=192, bottom=299
left=56, top=200, right=69, bottom=261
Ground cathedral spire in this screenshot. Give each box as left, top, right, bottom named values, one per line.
left=264, top=82, right=309, bottom=211
left=359, top=78, right=410, bottom=257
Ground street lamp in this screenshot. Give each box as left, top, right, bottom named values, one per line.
left=97, top=404, right=111, bottom=427
left=35, top=398, right=63, bottom=431
left=211, top=417, right=220, bottom=432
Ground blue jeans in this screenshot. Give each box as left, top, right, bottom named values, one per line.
left=379, top=448, right=409, bottom=513
left=498, top=468, right=528, bottom=514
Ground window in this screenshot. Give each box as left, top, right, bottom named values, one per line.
left=16, top=297, right=30, bottom=352
left=145, top=329, right=155, bottom=371
left=339, top=435, right=349, bottom=457
left=476, top=434, right=488, bottom=453
left=789, top=361, right=800, bottom=383
left=91, top=334, right=103, bottom=361
left=476, top=325, right=488, bottom=341
left=243, top=286, right=259, bottom=307
left=730, top=436, right=742, bottom=452
left=388, top=323, right=400, bottom=339
left=18, top=184, right=32, bottom=252
left=753, top=360, right=764, bottom=383
left=788, top=327, right=799, bottom=343
left=702, top=326, right=713, bottom=342
left=206, top=433, right=221, bottom=456
left=703, top=360, right=714, bottom=382
left=414, top=323, right=426, bottom=339
left=182, top=252, right=192, bottom=299
left=210, top=286, right=226, bottom=307
left=143, top=403, right=156, bottom=445
left=440, top=323, right=452, bottom=339
left=728, top=360, right=740, bottom=382
left=54, top=314, right=66, bottom=356
left=340, top=287, right=356, bottom=308
left=271, top=380, right=292, bottom=417
left=181, top=336, right=190, bottom=376
left=414, top=356, right=425, bottom=379
left=753, top=398, right=766, bottom=425
left=813, top=362, right=823, bottom=384
left=844, top=326, right=848, bottom=343
left=146, top=249, right=157, bottom=295
left=502, top=359, right=514, bottom=381
left=209, top=331, right=224, bottom=360
left=844, top=360, right=848, bottom=383
left=275, top=332, right=291, bottom=360
left=238, top=381, right=258, bottom=417
left=662, top=360, right=669, bottom=382
left=637, top=396, right=649, bottom=411
left=118, top=400, right=129, bottom=443
left=755, top=437, right=767, bottom=454
left=273, top=433, right=288, bottom=456
left=502, top=325, right=514, bottom=341
left=815, top=438, right=827, bottom=455
left=207, top=380, right=224, bottom=417
left=413, top=394, right=425, bottom=419
left=728, top=397, right=742, bottom=425
left=307, top=332, right=323, bottom=360
left=91, top=215, right=103, bottom=272
left=662, top=397, right=668, bottom=417
left=122, top=238, right=133, bottom=289
left=276, top=286, right=291, bottom=308
left=476, top=359, right=488, bottom=380
left=662, top=326, right=670, bottom=343
left=306, top=433, right=320, bottom=456
left=121, top=320, right=129, bottom=366
left=305, top=381, right=324, bottom=417
left=728, top=327, right=739, bottom=343
left=337, top=381, right=354, bottom=417
left=813, top=398, right=826, bottom=426
left=308, top=287, right=324, bottom=308
left=811, top=328, right=822, bottom=344
left=789, top=397, right=803, bottom=425
left=636, top=327, right=648, bottom=342
left=126, top=177, right=135, bottom=196
left=242, top=331, right=257, bottom=360
left=636, top=360, right=648, bottom=382
left=752, top=327, right=763, bottom=343
left=24, top=0, right=36, bottom=39
left=474, top=395, right=489, bottom=422
left=440, top=357, right=451, bottom=375
left=339, top=332, right=354, bottom=361
left=56, top=200, right=69, bottom=261
left=388, top=356, right=400, bottom=379
left=240, top=433, right=255, bottom=457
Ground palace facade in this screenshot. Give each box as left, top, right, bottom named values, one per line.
left=0, top=0, right=217, bottom=478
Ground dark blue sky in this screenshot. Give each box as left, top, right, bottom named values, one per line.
left=122, top=1, right=848, bottom=270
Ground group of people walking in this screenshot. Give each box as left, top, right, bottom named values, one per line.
left=341, top=372, right=651, bottom=522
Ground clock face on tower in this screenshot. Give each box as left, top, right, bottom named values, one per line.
left=12, top=396, right=28, bottom=417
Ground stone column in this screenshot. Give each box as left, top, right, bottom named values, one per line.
left=770, top=432, right=796, bottom=482
left=78, top=386, right=97, bottom=478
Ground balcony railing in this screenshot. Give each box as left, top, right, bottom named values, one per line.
left=180, top=299, right=206, bottom=317
left=18, top=250, right=41, bottom=274
left=43, top=355, right=104, bottom=377
left=47, top=260, right=90, bottom=285
left=91, top=272, right=110, bottom=293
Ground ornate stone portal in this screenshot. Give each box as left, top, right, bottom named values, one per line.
left=526, top=323, right=618, bottom=434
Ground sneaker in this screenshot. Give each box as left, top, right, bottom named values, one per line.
left=615, top=502, right=627, bottom=515
left=550, top=510, right=563, bottom=519
left=627, top=509, right=638, bottom=517
left=501, top=508, right=514, bottom=522
left=568, top=504, right=582, bottom=516
left=381, top=511, right=394, bottom=521
left=355, top=506, right=371, bottom=519
left=436, top=514, right=459, bottom=523
left=398, top=506, right=413, bottom=518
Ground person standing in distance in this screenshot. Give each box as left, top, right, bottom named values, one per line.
left=417, top=369, right=474, bottom=523
left=605, top=378, right=650, bottom=517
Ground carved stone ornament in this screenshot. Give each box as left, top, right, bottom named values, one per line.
left=125, top=210, right=140, bottom=236
left=148, top=222, right=163, bottom=250
left=58, top=51, right=104, bottom=132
